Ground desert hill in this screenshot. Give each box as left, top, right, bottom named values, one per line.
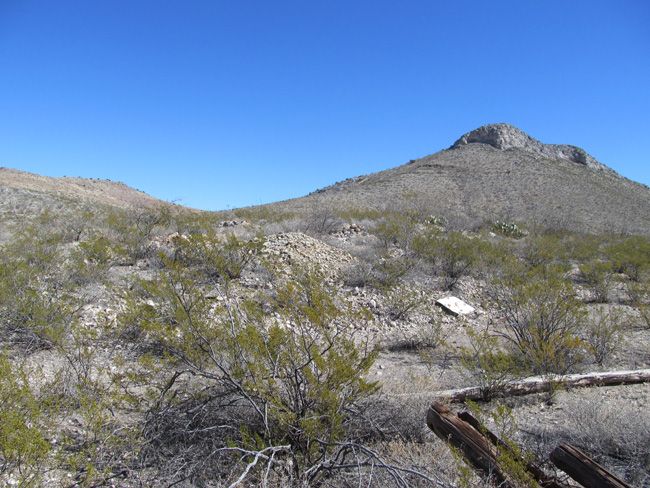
left=0, top=167, right=166, bottom=210
left=0, top=167, right=173, bottom=232
left=266, top=124, right=650, bottom=234
left=2, top=124, right=649, bottom=235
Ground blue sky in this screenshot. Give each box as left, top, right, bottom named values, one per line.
left=1, top=1, right=648, bottom=210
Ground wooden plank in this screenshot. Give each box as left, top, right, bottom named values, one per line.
left=550, top=444, right=632, bottom=488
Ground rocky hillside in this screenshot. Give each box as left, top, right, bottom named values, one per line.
left=267, top=124, right=650, bottom=234
left=3, top=124, right=649, bottom=235
left=0, top=167, right=172, bottom=227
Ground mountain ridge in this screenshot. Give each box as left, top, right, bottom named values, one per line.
left=266, top=124, right=650, bottom=234
left=450, top=123, right=612, bottom=174
left=1, top=124, right=649, bottom=234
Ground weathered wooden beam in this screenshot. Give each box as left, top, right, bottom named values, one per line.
left=426, top=402, right=570, bottom=488
left=550, top=444, right=632, bottom=488
left=426, top=402, right=511, bottom=486
left=457, top=411, right=564, bottom=487
left=432, top=369, right=650, bottom=403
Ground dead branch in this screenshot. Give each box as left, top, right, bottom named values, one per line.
left=432, top=368, right=650, bottom=403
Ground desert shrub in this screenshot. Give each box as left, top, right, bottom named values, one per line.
left=583, top=307, right=624, bottom=366
left=424, top=214, right=446, bottom=228
left=170, top=211, right=220, bottom=236
left=66, top=234, right=114, bottom=285
left=605, top=236, right=650, bottom=282
left=173, top=230, right=264, bottom=282
left=55, top=384, right=139, bottom=487
left=337, top=208, right=384, bottom=222
left=412, top=230, right=479, bottom=290
left=106, top=207, right=171, bottom=263
left=491, top=265, right=586, bottom=375
left=63, top=209, right=98, bottom=242
left=341, top=251, right=413, bottom=290
left=579, top=260, right=614, bottom=303
left=560, top=232, right=606, bottom=263
left=628, top=281, right=650, bottom=329
left=383, top=286, right=421, bottom=321
left=0, top=353, right=50, bottom=486
left=118, top=263, right=411, bottom=485
left=0, top=230, right=82, bottom=352
left=519, top=233, right=565, bottom=268
left=341, top=260, right=375, bottom=288
left=369, top=253, right=414, bottom=290
left=234, top=206, right=295, bottom=224
left=474, top=239, right=517, bottom=280
left=459, top=329, right=521, bottom=401
left=301, top=207, right=342, bottom=235
left=385, top=318, right=445, bottom=352
left=371, top=214, right=416, bottom=250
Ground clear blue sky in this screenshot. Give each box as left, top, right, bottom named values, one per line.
left=1, top=1, right=648, bottom=210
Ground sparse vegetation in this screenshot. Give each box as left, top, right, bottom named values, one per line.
left=492, top=220, right=525, bottom=239
left=1, top=172, right=650, bottom=486
left=0, top=354, right=50, bottom=486
left=584, top=307, right=625, bottom=366
left=490, top=264, right=587, bottom=375
left=413, top=230, right=481, bottom=290
left=460, top=329, right=521, bottom=400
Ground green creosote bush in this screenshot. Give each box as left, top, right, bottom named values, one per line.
left=584, top=307, right=624, bottom=366
left=560, top=233, right=606, bottom=263
left=0, top=229, right=83, bottom=352
left=371, top=213, right=417, bottom=250
left=106, top=207, right=172, bottom=264
left=119, top=261, right=382, bottom=485
left=491, top=264, right=586, bottom=376
left=519, top=233, right=566, bottom=269
left=172, top=230, right=265, bottom=282
left=579, top=260, right=614, bottom=303
left=628, top=281, right=650, bottom=329
left=342, top=252, right=414, bottom=291
left=459, top=329, right=521, bottom=401
left=0, top=353, right=50, bottom=486
left=233, top=206, right=296, bottom=224
left=170, top=211, right=221, bottom=236
left=67, top=234, right=114, bottom=286
left=383, top=286, right=421, bottom=321
left=412, top=230, right=480, bottom=290
left=605, top=236, right=650, bottom=282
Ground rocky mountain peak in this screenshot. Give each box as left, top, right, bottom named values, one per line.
left=450, top=123, right=612, bottom=173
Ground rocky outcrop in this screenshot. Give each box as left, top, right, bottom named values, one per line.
left=451, top=123, right=614, bottom=173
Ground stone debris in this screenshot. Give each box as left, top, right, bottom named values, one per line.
left=435, top=296, right=475, bottom=316
left=219, top=219, right=247, bottom=227
left=331, top=223, right=365, bottom=238
left=262, top=232, right=355, bottom=275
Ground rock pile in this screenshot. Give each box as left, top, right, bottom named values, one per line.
left=262, top=232, right=355, bottom=275
left=331, top=223, right=365, bottom=239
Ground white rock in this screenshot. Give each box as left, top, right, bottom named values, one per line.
left=435, top=296, right=475, bottom=316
